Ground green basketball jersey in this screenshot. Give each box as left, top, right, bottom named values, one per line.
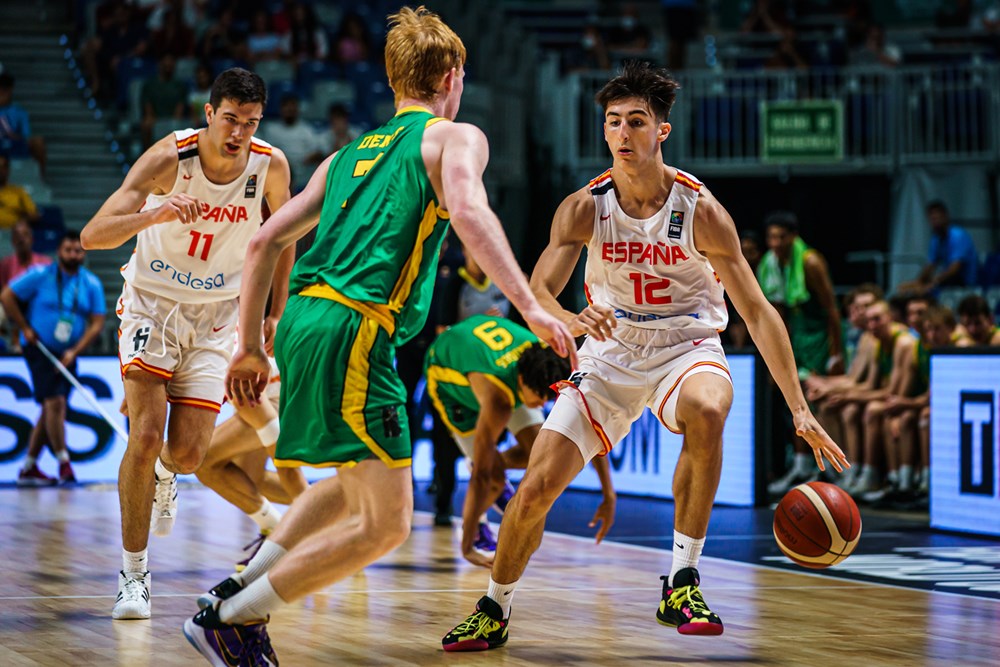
left=424, top=315, right=539, bottom=435
left=289, top=106, right=450, bottom=345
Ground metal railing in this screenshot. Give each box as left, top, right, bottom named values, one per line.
left=551, top=64, right=1000, bottom=175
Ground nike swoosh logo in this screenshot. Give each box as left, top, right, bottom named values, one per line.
left=675, top=543, right=685, bottom=549
left=182, top=174, right=192, bottom=180
left=600, top=214, right=611, bottom=221
left=692, top=338, right=707, bottom=346
left=212, top=325, right=226, bottom=332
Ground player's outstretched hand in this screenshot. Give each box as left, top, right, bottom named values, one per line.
left=226, top=347, right=270, bottom=407
left=569, top=304, right=617, bottom=341
left=523, top=306, right=579, bottom=369
left=462, top=546, right=495, bottom=569
left=794, top=410, right=849, bottom=473
left=589, top=493, right=616, bottom=544
left=155, top=193, right=202, bottom=225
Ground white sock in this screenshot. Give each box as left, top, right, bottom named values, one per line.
left=887, top=469, right=898, bottom=485
left=920, top=467, right=931, bottom=490
left=857, top=464, right=877, bottom=488
left=487, top=577, right=518, bottom=618
left=219, top=573, right=286, bottom=625
left=248, top=499, right=282, bottom=533
left=154, top=457, right=174, bottom=480
left=898, top=465, right=914, bottom=492
left=55, top=450, right=70, bottom=463
left=793, top=452, right=812, bottom=474
left=122, top=548, right=148, bottom=575
left=234, top=539, right=287, bottom=586
left=669, top=530, right=706, bottom=586
left=22, top=455, right=37, bottom=472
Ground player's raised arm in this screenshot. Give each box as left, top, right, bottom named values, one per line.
left=81, top=136, right=189, bottom=250
left=529, top=189, right=616, bottom=341
left=260, top=148, right=294, bottom=351
left=695, top=189, right=848, bottom=473
left=436, top=122, right=575, bottom=362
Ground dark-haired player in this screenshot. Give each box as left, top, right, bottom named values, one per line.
left=443, top=61, right=847, bottom=649
left=425, top=315, right=615, bottom=566
left=81, top=67, right=293, bottom=620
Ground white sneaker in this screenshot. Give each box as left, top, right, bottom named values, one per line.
left=768, top=467, right=817, bottom=496
left=112, top=571, right=151, bottom=620
left=151, top=471, right=178, bottom=537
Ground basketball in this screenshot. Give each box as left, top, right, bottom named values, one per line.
left=773, top=481, right=862, bottom=569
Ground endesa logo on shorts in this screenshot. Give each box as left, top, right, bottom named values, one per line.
left=150, top=259, right=225, bottom=290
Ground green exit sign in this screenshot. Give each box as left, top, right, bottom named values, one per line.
left=761, top=100, right=844, bottom=163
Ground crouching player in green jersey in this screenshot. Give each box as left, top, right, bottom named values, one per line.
left=426, top=314, right=616, bottom=567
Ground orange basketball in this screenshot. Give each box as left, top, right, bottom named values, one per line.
left=773, top=481, right=861, bottom=569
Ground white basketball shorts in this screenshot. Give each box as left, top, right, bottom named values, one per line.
left=117, top=282, right=238, bottom=412
left=451, top=404, right=544, bottom=458
left=542, top=326, right=732, bottom=464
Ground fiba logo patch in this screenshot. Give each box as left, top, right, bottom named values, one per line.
left=668, top=210, right=684, bottom=239
left=959, top=391, right=996, bottom=497
left=245, top=174, right=257, bottom=198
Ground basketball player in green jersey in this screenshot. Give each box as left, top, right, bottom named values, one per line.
left=183, top=7, right=575, bottom=664
left=425, top=315, right=616, bottom=567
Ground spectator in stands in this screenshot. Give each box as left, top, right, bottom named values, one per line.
left=662, top=0, right=701, bottom=70
left=334, top=12, right=372, bottom=64
left=765, top=32, right=809, bottom=70
left=261, top=93, right=318, bottom=191
left=187, top=62, right=213, bottom=126
left=315, top=103, right=362, bottom=157
left=0, top=220, right=51, bottom=352
left=247, top=10, right=287, bottom=63
left=150, top=4, right=196, bottom=59
left=0, top=154, right=39, bottom=230
left=760, top=212, right=844, bottom=496
left=0, top=231, right=105, bottom=486
left=198, top=8, right=244, bottom=62
left=139, top=55, right=187, bottom=148
left=956, top=294, right=1000, bottom=346
left=0, top=72, right=47, bottom=179
left=565, top=23, right=611, bottom=73
left=741, top=0, right=792, bottom=35
left=851, top=23, right=901, bottom=67
left=285, top=0, right=328, bottom=62
left=898, top=201, right=979, bottom=294
left=936, top=0, right=974, bottom=29
left=83, top=1, right=150, bottom=104
left=607, top=3, right=652, bottom=56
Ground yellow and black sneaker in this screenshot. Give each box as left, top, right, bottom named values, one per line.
left=656, top=568, right=724, bottom=636
left=442, top=595, right=509, bottom=652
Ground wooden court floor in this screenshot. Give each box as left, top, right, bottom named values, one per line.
left=1, top=486, right=998, bottom=666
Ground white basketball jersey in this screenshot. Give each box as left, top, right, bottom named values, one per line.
left=584, top=168, right=728, bottom=332
left=121, top=129, right=272, bottom=303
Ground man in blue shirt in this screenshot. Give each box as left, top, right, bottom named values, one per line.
left=902, top=200, right=979, bottom=293
left=0, top=72, right=46, bottom=177
left=0, top=231, right=106, bottom=485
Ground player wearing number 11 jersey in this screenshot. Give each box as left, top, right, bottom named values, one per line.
left=443, top=61, right=848, bottom=651
left=81, top=68, right=292, bottom=620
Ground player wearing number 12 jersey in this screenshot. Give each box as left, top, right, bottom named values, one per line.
left=443, top=61, right=848, bottom=651
left=81, top=68, right=292, bottom=621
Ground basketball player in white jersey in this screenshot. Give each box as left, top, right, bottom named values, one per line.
left=443, top=62, right=849, bottom=650
left=80, top=68, right=292, bottom=620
